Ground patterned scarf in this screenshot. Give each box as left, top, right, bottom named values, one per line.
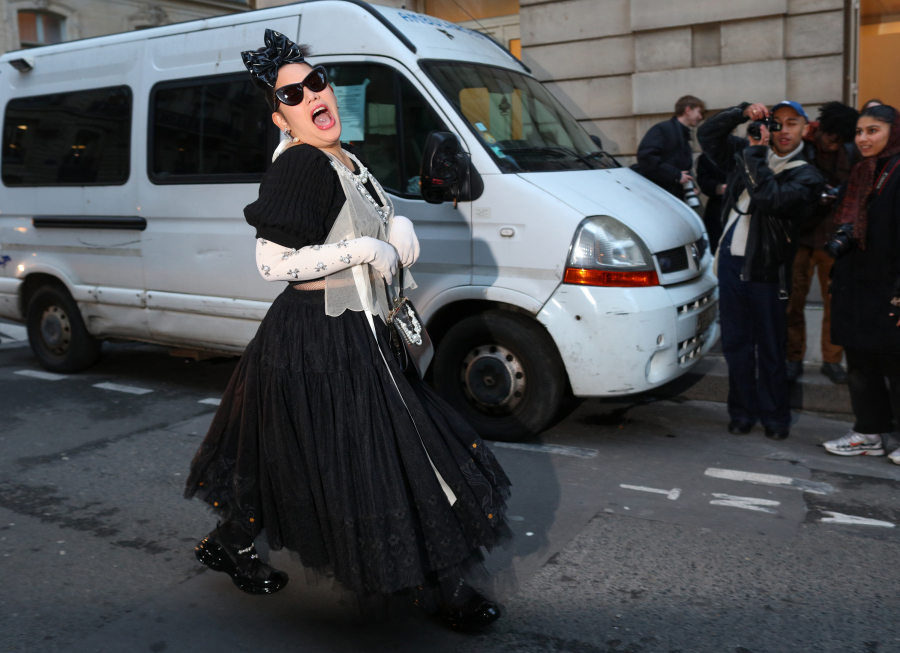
left=834, top=109, right=900, bottom=249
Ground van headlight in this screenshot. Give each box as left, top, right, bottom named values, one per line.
left=564, top=216, right=659, bottom=287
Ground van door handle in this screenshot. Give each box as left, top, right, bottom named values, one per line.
left=500, top=228, right=515, bottom=238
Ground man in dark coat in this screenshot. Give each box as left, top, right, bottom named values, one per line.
left=632, top=95, right=705, bottom=199
left=698, top=100, right=825, bottom=440
left=786, top=102, right=860, bottom=385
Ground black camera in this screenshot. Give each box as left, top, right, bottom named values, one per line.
left=820, top=185, right=840, bottom=205
left=746, top=117, right=782, bottom=140
left=825, top=223, right=854, bottom=259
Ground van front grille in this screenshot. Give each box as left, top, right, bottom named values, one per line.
left=656, top=246, right=689, bottom=273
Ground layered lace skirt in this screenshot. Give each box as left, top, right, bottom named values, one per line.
left=184, top=285, right=512, bottom=609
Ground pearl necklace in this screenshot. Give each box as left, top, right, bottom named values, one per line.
left=329, top=153, right=391, bottom=228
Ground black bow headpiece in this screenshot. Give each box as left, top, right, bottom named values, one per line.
left=241, top=29, right=306, bottom=89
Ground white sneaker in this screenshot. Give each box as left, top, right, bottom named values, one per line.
left=822, top=431, right=885, bottom=456
left=889, top=449, right=900, bottom=465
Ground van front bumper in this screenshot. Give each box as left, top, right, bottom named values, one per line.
left=537, top=269, right=719, bottom=397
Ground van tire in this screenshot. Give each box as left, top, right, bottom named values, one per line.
left=26, top=284, right=102, bottom=373
left=432, top=310, right=565, bottom=442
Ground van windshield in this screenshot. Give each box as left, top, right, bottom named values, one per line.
left=422, top=61, right=618, bottom=173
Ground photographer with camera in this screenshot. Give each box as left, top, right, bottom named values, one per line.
left=822, top=105, right=900, bottom=461
left=786, top=102, right=860, bottom=385
left=632, top=95, right=705, bottom=203
left=698, top=101, right=825, bottom=440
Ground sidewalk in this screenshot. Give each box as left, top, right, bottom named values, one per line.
left=658, top=304, right=853, bottom=416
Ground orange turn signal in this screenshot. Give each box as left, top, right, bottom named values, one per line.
left=563, top=267, right=659, bottom=288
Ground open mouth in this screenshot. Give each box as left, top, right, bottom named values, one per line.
left=311, top=104, right=335, bottom=130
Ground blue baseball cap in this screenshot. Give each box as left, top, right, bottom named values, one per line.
left=771, top=100, right=809, bottom=121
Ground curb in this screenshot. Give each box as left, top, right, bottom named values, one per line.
left=650, top=355, right=852, bottom=415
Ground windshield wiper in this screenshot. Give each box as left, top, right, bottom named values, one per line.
left=584, top=150, right=622, bottom=167
left=500, top=146, right=594, bottom=169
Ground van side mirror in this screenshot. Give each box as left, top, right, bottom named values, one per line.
left=590, top=135, right=603, bottom=150
left=420, top=131, right=483, bottom=205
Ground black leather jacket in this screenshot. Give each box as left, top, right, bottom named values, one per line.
left=698, top=104, right=825, bottom=286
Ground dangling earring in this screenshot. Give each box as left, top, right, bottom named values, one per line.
left=284, top=127, right=299, bottom=143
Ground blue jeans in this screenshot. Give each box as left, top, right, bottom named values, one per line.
left=718, top=230, right=791, bottom=428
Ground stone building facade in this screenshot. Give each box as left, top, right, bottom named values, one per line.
left=1, top=0, right=249, bottom=55
left=519, top=0, right=848, bottom=164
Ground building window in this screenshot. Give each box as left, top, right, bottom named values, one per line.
left=859, top=0, right=900, bottom=109
left=2, top=86, right=132, bottom=186
left=149, top=74, right=276, bottom=184
left=18, top=11, right=65, bottom=48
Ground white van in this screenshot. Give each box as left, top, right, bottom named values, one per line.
left=0, top=0, right=718, bottom=441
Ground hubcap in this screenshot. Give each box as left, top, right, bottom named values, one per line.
left=461, top=344, right=525, bottom=414
left=40, top=305, right=71, bottom=354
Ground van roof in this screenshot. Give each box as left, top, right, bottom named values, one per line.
left=0, top=0, right=528, bottom=74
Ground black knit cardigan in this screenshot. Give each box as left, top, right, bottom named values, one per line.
left=243, top=143, right=379, bottom=250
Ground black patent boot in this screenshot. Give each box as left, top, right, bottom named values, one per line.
left=438, top=578, right=501, bottom=632
left=195, top=527, right=288, bottom=595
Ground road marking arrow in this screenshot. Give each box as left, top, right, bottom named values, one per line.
left=705, top=467, right=833, bottom=495
left=709, top=493, right=780, bottom=514
left=620, top=484, right=681, bottom=500
left=488, top=441, right=598, bottom=459
left=820, top=511, right=894, bottom=528
left=92, top=382, right=153, bottom=395
left=15, top=369, right=69, bottom=381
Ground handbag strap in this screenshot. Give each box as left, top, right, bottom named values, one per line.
left=363, top=309, right=457, bottom=506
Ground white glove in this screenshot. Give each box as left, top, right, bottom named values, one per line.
left=360, top=237, right=399, bottom=284
left=256, top=235, right=399, bottom=284
left=388, top=215, right=420, bottom=268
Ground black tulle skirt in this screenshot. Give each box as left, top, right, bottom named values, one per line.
left=184, top=285, right=512, bottom=610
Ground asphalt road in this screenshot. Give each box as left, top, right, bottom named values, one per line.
left=1, top=325, right=899, bottom=653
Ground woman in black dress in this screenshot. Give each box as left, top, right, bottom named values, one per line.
left=184, top=30, right=512, bottom=630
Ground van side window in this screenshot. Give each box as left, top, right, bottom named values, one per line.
left=325, top=64, right=446, bottom=198
left=149, top=74, right=275, bottom=184
left=2, top=86, right=131, bottom=187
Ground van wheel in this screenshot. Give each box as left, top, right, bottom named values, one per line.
left=432, top=310, right=565, bottom=442
left=26, top=285, right=101, bottom=373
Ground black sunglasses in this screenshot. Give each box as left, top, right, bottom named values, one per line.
left=274, top=66, right=328, bottom=106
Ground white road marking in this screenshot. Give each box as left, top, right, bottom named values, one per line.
left=92, top=382, right=153, bottom=395
left=709, top=493, right=781, bottom=514
left=198, top=398, right=221, bottom=406
left=704, top=467, right=833, bottom=495
left=620, top=484, right=681, bottom=500
left=487, top=441, right=598, bottom=459
left=14, top=370, right=69, bottom=381
left=0, top=324, right=28, bottom=342
left=820, top=511, right=894, bottom=528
